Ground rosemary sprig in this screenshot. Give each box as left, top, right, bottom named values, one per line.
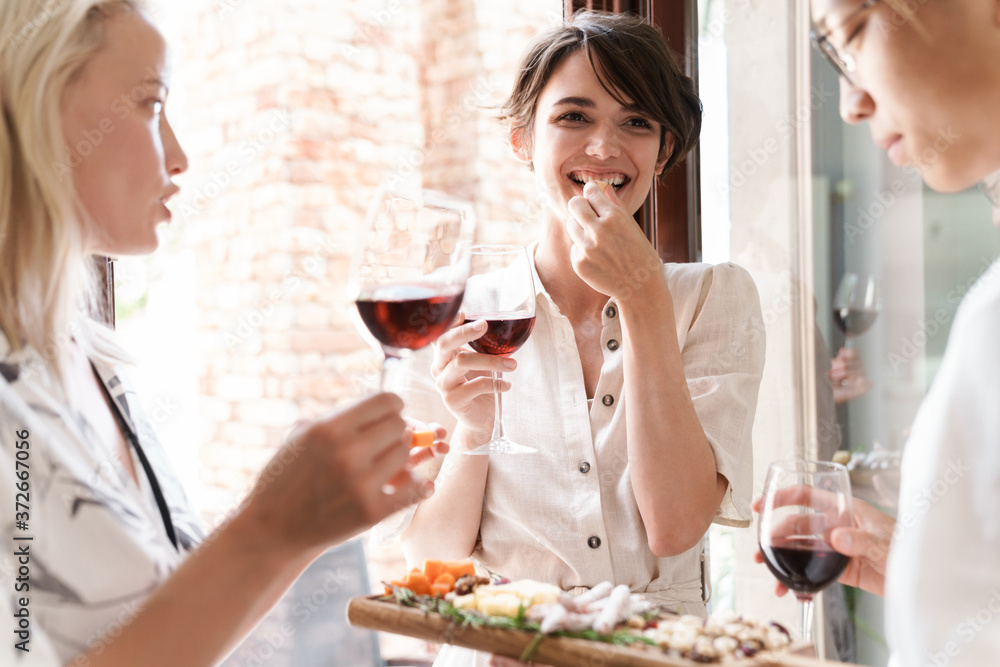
left=380, top=588, right=654, bottom=650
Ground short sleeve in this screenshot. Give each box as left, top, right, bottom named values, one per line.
left=672, top=262, right=765, bottom=527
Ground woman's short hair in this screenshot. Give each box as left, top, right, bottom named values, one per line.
left=498, top=10, right=702, bottom=178
left=0, top=0, right=142, bottom=379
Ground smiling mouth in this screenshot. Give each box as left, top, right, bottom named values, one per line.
left=569, top=172, right=629, bottom=191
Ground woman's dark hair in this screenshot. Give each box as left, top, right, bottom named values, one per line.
left=498, top=10, right=702, bottom=178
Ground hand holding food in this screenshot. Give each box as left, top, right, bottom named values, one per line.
left=243, top=393, right=427, bottom=554
left=564, top=181, right=667, bottom=304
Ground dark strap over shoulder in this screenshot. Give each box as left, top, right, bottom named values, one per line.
left=91, top=362, right=179, bottom=551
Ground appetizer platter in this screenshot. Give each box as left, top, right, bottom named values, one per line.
left=347, top=560, right=851, bottom=666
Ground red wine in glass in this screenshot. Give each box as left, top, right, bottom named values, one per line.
left=832, top=274, right=880, bottom=346
left=462, top=244, right=536, bottom=456
left=760, top=536, right=850, bottom=595
left=832, top=307, right=878, bottom=338
left=757, top=460, right=854, bottom=645
left=349, top=187, right=474, bottom=391
left=357, top=285, right=465, bottom=352
left=463, top=313, right=535, bottom=356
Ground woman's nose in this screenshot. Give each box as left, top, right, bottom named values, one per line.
left=839, top=76, right=875, bottom=124
left=585, top=122, right=621, bottom=159
left=162, top=115, right=189, bottom=176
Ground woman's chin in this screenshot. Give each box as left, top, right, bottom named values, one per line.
left=916, top=155, right=1000, bottom=196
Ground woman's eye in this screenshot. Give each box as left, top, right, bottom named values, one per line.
left=625, top=117, right=653, bottom=129
left=558, top=111, right=586, bottom=122
left=841, top=18, right=868, bottom=49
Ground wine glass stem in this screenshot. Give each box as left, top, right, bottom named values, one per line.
left=491, top=370, right=505, bottom=442
left=381, top=353, right=400, bottom=392
left=799, top=595, right=815, bottom=645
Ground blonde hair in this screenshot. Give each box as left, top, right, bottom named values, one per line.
left=0, top=0, right=143, bottom=384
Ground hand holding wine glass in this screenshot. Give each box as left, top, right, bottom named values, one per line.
left=461, top=244, right=536, bottom=455
left=757, top=460, right=855, bottom=645
left=350, top=187, right=475, bottom=391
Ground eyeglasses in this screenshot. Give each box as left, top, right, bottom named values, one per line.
left=810, top=0, right=881, bottom=83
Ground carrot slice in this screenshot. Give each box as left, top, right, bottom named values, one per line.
left=411, top=430, right=434, bottom=448
left=444, top=560, right=476, bottom=580
left=423, top=559, right=444, bottom=582
left=433, top=572, right=456, bottom=589
left=405, top=571, right=428, bottom=588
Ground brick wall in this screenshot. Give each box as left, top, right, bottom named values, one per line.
left=151, top=0, right=560, bottom=517
left=130, top=0, right=560, bottom=659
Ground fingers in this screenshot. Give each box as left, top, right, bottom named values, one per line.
left=407, top=440, right=450, bottom=467
left=434, top=319, right=488, bottom=364
left=564, top=208, right=589, bottom=248
left=762, top=513, right=828, bottom=542
left=323, top=392, right=405, bottom=441
left=753, top=548, right=790, bottom=597
left=439, top=376, right=510, bottom=413
left=435, top=352, right=513, bottom=394
left=350, top=409, right=408, bottom=462
left=759, top=484, right=844, bottom=513
left=829, top=526, right=886, bottom=566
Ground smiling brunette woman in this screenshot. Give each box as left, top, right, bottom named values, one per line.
left=0, top=2, right=444, bottom=665
left=381, top=11, right=766, bottom=667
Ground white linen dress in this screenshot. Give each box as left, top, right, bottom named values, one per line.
left=375, top=247, right=766, bottom=667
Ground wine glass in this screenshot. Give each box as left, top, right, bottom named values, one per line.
left=758, top=460, right=854, bottom=645
left=832, top=273, right=880, bottom=347
left=350, top=186, right=475, bottom=390
left=461, top=245, right=536, bottom=455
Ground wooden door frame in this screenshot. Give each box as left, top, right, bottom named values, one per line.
left=566, top=0, right=700, bottom=263
left=96, top=257, right=115, bottom=328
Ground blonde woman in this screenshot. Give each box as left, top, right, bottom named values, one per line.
left=0, top=2, right=442, bottom=665
left=756, top=1, right=1000, bottom=665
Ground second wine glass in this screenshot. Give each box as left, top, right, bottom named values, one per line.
left=350, top=186, right=475, bottom=390
left=832, top=273, right=880, bottom=346
left=462, top=245, right=536, bottom=455
left=758, top=460, right=854, bottom=646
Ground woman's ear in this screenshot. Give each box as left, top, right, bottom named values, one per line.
left=655, top=132, right=675, bottom=175
left=510, top=126, right=533, bottom=164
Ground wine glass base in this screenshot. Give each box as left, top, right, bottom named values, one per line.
left=463, top=437, right=536, bottom=455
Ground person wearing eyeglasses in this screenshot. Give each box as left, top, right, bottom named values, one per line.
left=756, top=2, right=1000, bottom=665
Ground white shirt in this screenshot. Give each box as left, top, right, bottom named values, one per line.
left=886, top=260, right=1000, bottom=666
left=0, top=324, right=203, bottom=665
left=377, top=252, right=765, bottom=666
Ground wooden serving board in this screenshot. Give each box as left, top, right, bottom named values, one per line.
left=347, top=596, right=853, bottom=667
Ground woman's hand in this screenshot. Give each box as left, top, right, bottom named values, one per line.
left=430, top=314, right=515, bottom=441
left=830, top=346, right=872, bottom=404
left=241, top=393, right=431, bottom=557
left=752, top=494, right=894, bottom=598
left=403, top=419, right=449, bottom=468
left=565, top=181, right=665, bottom=304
